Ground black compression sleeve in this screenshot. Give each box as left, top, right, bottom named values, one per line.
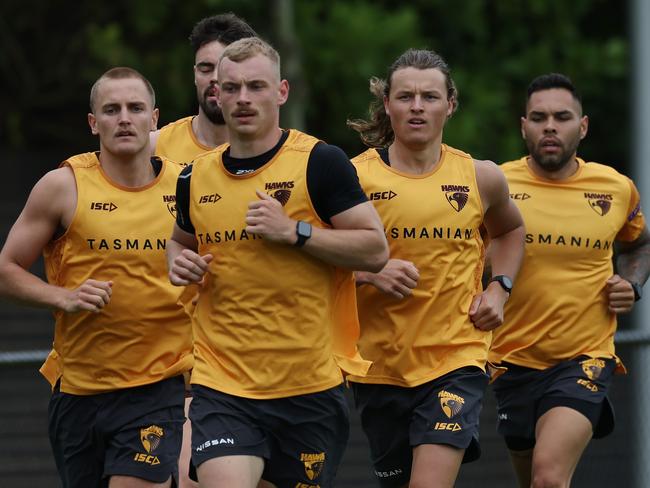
left=306, top=143, right=368, bottom=224
left=175, top=165, right=195, bottom=234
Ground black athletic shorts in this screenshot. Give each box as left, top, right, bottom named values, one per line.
left=189, top=383, right=349, bottom=488
left=48, top=375, right=185, bottom=488
left=492, top=356, right=616, bottom=451
left=351, top=366, right=489, bottom=488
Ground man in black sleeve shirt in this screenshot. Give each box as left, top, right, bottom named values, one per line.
left=166, top=37, right=388, bottom=488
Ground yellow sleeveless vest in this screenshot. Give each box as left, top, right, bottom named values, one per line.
left=43, top=152, right=193, bottom=394
left=349, top=145, right=487, bottom=387
left=189, top=130, right=359, bottom=398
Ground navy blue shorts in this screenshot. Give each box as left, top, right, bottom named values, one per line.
left=48, top=375, right=185, bottom=488
left=492, top=356, right=616, bottom=451
left=189, top=384, right=349, bottom=488
left=351, top=366, right=489, bottom=488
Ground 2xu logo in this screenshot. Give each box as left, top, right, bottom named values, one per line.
left=91, top=202, right=117, bottom=212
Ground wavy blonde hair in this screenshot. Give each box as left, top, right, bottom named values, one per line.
left=347, top=49, right=458, bottom=148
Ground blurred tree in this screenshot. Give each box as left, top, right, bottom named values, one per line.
left=0, top=0, right=630, bottom=172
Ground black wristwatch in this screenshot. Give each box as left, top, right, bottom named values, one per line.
left=631, top=281, right=643, bottom=302
left=489, top=275, right=513, bottom=294
left=294, top=220, right=312, bottom=247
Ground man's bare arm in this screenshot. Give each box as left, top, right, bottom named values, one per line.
left=0, top=167, right=112, bottom=312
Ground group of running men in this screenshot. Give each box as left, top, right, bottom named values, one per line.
left=0, top=11, right=648, bottom=488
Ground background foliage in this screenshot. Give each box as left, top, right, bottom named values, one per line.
left=0, top=0, right=630, bottom=169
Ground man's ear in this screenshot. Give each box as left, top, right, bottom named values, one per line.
left=88, top=113, right=98, bottom=135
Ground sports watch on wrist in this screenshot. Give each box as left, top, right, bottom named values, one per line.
left=631, top=281, right=643, bottom=302
left=489, top=275, right=513, bottom=294
left=294, top=220, right=312, bottom=247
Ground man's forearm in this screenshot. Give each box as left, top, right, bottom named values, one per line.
left=0, top=261, right=66, bottom=310
left=302, top=227, right=388, bottom=272
left=617, top=242, right=650, bottom=286
left=486, top=224, right=525, bottom=281
left=166, top=238, right=191, bottom=272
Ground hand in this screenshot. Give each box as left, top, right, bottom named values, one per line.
left=469, top=282, right=509, bottom=331
left=606, top=274, right=635, bottom=314
left=358, top=259, right=419, bottom=299
left=245, top=190, right=295, bottom=244
left=169, top=249, right=213, bottom=286
left=60, top=279, right=113, bottom=313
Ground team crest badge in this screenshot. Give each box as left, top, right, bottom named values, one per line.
left=445, top=191, right=468, bottom=212
left=438, top=390, right=465, bottom=419
left=588, top=198, right=611, bottom=216
left=270, top=189, right=291, bottom=206
left=581, top=358, right=605, bottom=380
left=163, top=194, right=177, bottom=218
left=140, top=425, right=163, bottom=453
left=166, top=201, right=177, bottom=218
left=300, top=452, right=325, bottom=481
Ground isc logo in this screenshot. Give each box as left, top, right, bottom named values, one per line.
left=90, top=202, right=117, bottom=212
left=133, top=453, right=160, bottom=465
left=199, top=193, right=222, bottom=204
left=434, top=422, right=462, bottom=431
left=369, top=190, right=397, bottom=201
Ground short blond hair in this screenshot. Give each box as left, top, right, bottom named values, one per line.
left=219, top=37, right=281, bottom=79
left=90, top=67, right=155, bottom=113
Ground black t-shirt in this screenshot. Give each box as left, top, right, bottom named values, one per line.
left=175, top=131, right=367, bottom=234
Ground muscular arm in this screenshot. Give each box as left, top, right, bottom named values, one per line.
left=0, top=167, right=112, bottom=311
left=304, top=201, right=388, bottom=271
left=470, top=160, right=525, bottom=330
left=246, top=193, right=388, bottom=272
left=617, top=226, right=650, bottom=285
left=245, top=143, right=389, bottom=271
left=608, top=225, right=650, bottom=313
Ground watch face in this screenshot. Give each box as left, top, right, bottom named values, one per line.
left=492, top=275, right=512, bottom=292
left=297, top=221, right=312, bottom=238
left=501, top=276, right=513, bottom=290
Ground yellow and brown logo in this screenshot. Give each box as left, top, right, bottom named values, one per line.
left=141, top=425, right=163, bottom=453
left=300, top=452, right=325, bottom=481
left=584, top=192, right=613, bottom=216
left=441, top=185, right=470, bottom=212
left=163, top=194, right=177, bottom=218
left=134, top=425, right=164, bottom=466
left=265, top=181, right=294, bottom=206
left=439, top=390, right=465, bottom=419
left=580, top=358, right=605, bottom=380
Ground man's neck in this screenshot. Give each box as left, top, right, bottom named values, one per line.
left=527, top=155, right=580, bottom=181
left=193, top=112, right=229, bottom=148
left=98, top=147, right=156, bottom=187
left=228, top=127, right=284, bottom=159
left=388, top=137, right=443, bottom=175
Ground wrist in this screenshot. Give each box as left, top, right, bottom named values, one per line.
left=355, top=271, right=373, bottom=286
left=294, top=220, right=312, bottom=247
left=489, top=274, right=513, bottom=295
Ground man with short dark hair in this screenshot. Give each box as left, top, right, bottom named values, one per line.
left=151, top=13, right=257, bottom=162
left=490, top=72, right=650, bottom=488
